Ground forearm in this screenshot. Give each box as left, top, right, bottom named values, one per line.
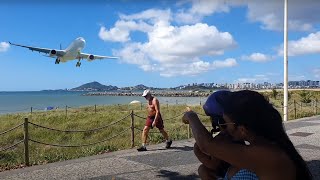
left=187, top=113, right=215, bottom=154
left=184, top=112, right=258, bottom=171
left=195, top=151, right=221, bottom=169
left=154, top=112, right=159, bottom=123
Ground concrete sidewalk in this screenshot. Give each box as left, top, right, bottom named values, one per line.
left=1, top=116, right=320, bottom=180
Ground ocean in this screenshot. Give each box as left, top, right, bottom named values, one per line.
left=0, top=91, right=206, bottom=114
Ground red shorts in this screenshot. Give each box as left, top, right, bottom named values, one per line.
left=145, top=114, right=164, bottom=130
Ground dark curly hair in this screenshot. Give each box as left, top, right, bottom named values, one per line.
left=223, top=90, right=312, bottom=179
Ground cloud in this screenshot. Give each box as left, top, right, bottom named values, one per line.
left=146, top=23, right=236, bottom=61
left=120, top=8, right=172, bottom=22
left=115, top=41, right=237, bottom=77
left=104, top=8, right=237, bottom=77
left=175, top=0, right=230, bottom=24
left=236, top=74, right=269, bottom=83
left=0, top=42, right=10, bottom=52
left=99, top=9, right=170, bottom=42
left=246, top=0, right=320, bottom=31
left=99, top=20, right=153, bottom=42
left=241, top=53, right=274, bottom=62
left=100, top=0, right=320, bottom=78
left=176, top=0, right=320, bottom=32
left=159, top=58, right=237, bottom=77
left=278, top=31, right=320, bottom=56
left=289, top=74, right=306, bottom=81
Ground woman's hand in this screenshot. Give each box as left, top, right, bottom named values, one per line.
left=182, top=107, right=197, bottom=124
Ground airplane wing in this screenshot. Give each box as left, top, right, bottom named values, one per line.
left=79, top=52, right=118, bottom=62
left=9, top=42, right=66, bottom=57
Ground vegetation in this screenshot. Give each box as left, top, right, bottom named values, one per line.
left=299, top=90, right=312, bottom=103
left=271, top=88, right=278, bottom=99
left=0, top=90, right=319, bottom=171
left=0, top=104, right=209, bottom=171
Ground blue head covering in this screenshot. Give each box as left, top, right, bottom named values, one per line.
left=203, top=90, right=231, bottom=117
left=203, top=90, right=231, bottom=133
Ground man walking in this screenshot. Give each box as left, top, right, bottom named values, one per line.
left=137, top=89, right=172, bottom=151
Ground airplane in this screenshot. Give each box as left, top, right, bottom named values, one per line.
left=9, top=37, right=118, bottom=67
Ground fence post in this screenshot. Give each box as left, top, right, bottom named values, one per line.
left=316, top=99, right=318, bottom=114
left=312, top=100, right=314, bottom=110
left=294, top=100, right=297, bottom=119
left=131, top=110, right=135, bottom=148
left=95, top=104, right=97, bottom=114
left=187, top=124, right=191, bottom=139
left=24, top=118, right=30, bottom=166
left=65, top=105, right=68, bottom=118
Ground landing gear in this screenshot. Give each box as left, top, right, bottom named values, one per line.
left=55, top=58, right=61, bottom=64
left=76, top=60, right=81, bottom=67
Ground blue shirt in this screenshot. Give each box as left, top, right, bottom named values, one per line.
left=221, top=169, right=259, bottom=180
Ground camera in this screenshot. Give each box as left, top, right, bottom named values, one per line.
left=210, top=115, right=223, bottom=134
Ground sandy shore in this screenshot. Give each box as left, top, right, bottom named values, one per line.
left=84, top=89, right=320, bottom=97
left=83, top=91, right=211, bottom=97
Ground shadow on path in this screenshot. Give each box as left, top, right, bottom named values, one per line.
left=146, top=145, right=193, bottom=152
left=169, top=146, right=194, bottom=151
left=307, top=160, right=320, bottom=179
left=156, top=170, right=199, bottom=180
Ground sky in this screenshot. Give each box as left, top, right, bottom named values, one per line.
left=1, top=0, right=320, bottom=91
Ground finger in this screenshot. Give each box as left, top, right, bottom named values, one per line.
left=182, top=119, right=189, bottom=124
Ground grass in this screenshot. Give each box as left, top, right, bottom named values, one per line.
left=0, top=90, right=320, bottom=171
left=0, top=104, right=209, bottom=171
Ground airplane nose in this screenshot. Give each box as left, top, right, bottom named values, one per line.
left=77, top=37, right=85, bottom=42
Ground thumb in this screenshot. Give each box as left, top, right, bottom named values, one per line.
left=186, top=106, right=192, bottom=112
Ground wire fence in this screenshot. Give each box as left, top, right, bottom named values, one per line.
left=273, top=99, right=318, bottom=119
left=0, top=123, right=24, bottom=152
left=0, top=99, right=319, bottom=167
left=0, top=110, right=193, bottom=167
left=1, top=98, right=318, bottom=119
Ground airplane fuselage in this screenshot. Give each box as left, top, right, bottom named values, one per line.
left=61, top=37, right=86, bottom=61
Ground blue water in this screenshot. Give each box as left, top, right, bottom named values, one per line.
left=0, top=91, right=206, bottom=114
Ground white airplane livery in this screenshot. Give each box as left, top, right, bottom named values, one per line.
left=9, top=37, right=118, bottom=67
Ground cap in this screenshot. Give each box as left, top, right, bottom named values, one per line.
left=142, top=89, right=151, bottom=97
left=203, top=90, right=232, bottom=133
left=203, top=90, right=231, bottom=117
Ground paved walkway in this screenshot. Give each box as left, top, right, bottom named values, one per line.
left=1, top=116, right=320, bottom=180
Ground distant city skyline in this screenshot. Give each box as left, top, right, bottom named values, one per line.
left=68, top=79, right=320, bottom=91
left=1, top=1, right=320, bottom=91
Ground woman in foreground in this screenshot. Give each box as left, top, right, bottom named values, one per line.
left=183, top=90, right=312, bottom=180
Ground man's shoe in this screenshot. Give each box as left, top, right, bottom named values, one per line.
left=165, top=140, right=172, bottom=149
left=137, top=146, right=147, bottom=151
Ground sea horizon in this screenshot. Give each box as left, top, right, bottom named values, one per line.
left=0, top=91, right=205, bottom=115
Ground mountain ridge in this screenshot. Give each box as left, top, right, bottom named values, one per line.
left=49, top=81, right=219, bottom=92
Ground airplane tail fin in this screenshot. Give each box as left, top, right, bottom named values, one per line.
left=60, top=43, right=62, bottom=50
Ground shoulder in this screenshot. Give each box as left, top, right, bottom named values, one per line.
left=153, top=97, right=159, bottom=103
left=249, top=144, right=295, bottom=174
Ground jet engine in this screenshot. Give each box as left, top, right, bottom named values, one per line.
left=87, top=54, right=95, bottom=61
left=49, top=50, right=57, bottom=57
